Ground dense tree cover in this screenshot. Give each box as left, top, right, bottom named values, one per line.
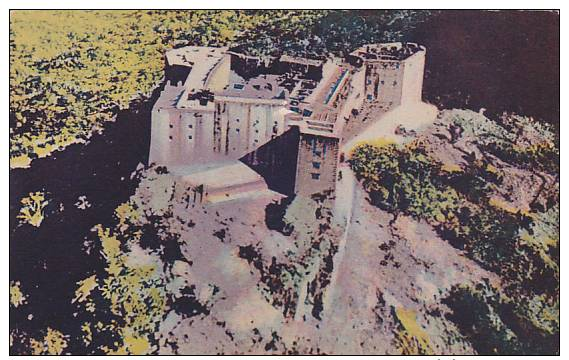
left=445, top=279, right=558, bottom=355
left=10, top=166, right=184, bottom=355
left=448, top=111, right=559, bottom=174
left=232, top=10, right=433, bottom=59
left=11, top=200, right=170, bottom=355
left=10, top=10, right=558, bottom=169
left=349, top=113, right=559, bottom=354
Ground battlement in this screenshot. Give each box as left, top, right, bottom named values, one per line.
left=349, top=42, right=425, bottom=62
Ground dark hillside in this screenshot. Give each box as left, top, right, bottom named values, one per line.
left=413, top=10, right=559, bottom=129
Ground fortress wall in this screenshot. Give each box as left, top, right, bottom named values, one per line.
left=149, top=108, right=173, bottom=165
left=400, top=51, right=426, bottom=104
left=195, top=111, right=216, bottom=162
left=215, top=100, right=288, bottom=159
left=179, top=111, right=198, bottom=162
left=214, top=102, right=226, bottom=155
left=363, top=61, right=405, bottom=111
left=152, top=106, right=221, bottom=166
left=166, top=111, right=185, bottom=165
left=224, top=101, right=246, bottom=156
left=153, top=44, right=428, bottom=196
left=294, top=133, right=339, bottom=196
left=350, top=67, right=366, bottom=111
left=248, top=105, right=269, bottom=150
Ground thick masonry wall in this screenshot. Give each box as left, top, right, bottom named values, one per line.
left=400, top=52, right=426, bottom=104
left=214, top=100, right=288, bottom=159
left=294, top=133, right=339, bottom=196
left=364, top=61, right=405, bottom=111
left=151, top=99, right=288, bottom=166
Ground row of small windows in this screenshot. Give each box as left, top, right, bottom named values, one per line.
left=366, top=79, right=398, bottom=86
left=380, top=63, right=400, bottom=69
left=168, top=117, right=277, bottom=140
left=169, top=124, right=193, bottom=129
left=168, top=135, right=192, bottom=140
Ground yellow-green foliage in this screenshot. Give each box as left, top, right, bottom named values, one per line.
left=518, top=205, right=559, bottom=271
left=444, top=110, right=559, bottom=174
left=349, top=141, right=461, bottom=222
left=77, top=225, right=166, bottom=355
left=488, top=197, right=520, bottom=215
left=17, top=191, right=48, bottom=227
left=114, top=201, right=142, bottom=234
left=27, top=328, right=69, bottom=355
left=441, top=163, right=462, bottom=173
left=10, top=281, right=27, bottom=308
left=515, top=205, right=559, bottom=334
left=9, top=10, right=430, bottom=168
left=73, top=275, right=98, bottom=314
left=9, top=10, right=290, bottom=167
left=352, top=127, right=559, bottom=353
left=393, top=307, right=433, bottom=355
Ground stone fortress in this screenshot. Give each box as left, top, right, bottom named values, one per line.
left=150, top=42, right=429, bottom=203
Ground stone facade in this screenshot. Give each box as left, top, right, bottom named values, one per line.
left=294, top=134, right=339, bottom=196
left=150, top=42, right=427, bottom=198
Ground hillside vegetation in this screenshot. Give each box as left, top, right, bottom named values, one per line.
left=349, top=110, right=559, bottom=354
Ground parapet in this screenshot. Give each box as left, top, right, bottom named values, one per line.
left=348, top=42, right=425, bottom=63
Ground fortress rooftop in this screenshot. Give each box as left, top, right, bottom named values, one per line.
left=218, top=73, right=287, bottom=101
left=153, top=81, right=185, bottom=110
left=279, top=54, right=324, bottom=68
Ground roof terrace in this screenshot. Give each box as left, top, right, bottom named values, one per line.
left=218, top=73, right=287, bottom=101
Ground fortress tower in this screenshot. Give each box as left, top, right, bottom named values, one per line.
left=348, top=42, right=426, bottom=110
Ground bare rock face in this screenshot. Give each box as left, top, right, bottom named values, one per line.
left=418, top=109, right=558, bottom=214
